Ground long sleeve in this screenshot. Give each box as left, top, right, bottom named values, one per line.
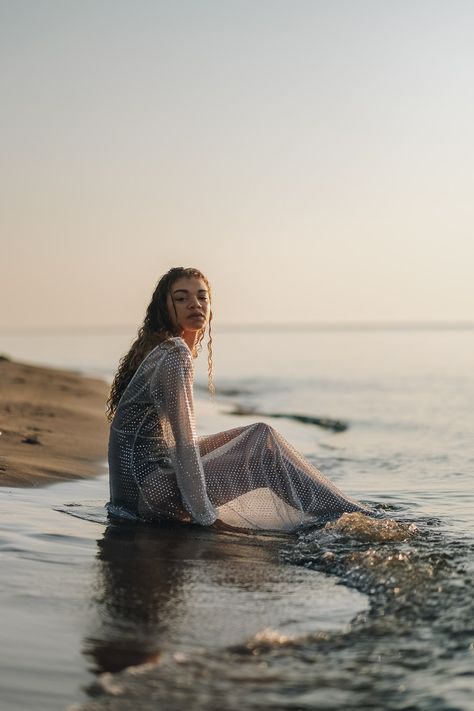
left=156, top=345, right=218, bottom=526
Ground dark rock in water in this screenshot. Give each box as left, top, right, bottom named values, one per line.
left=195, top=382, right=254, bottom=396
left=269, top=412, right=348, bottom=432
left=218, top=387, right=254, bottom=397
left=228, top=406, right=348, bottom=432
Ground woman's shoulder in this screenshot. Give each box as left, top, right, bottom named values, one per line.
left=148, top=337, right=191, bottom=361
left=161, top=336, right=189, bottom=353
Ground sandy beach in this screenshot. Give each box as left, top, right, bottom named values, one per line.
left=0, top=356, right=109, bottom=487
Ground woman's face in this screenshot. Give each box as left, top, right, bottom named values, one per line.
left=166, top=276, right=211, bottom=334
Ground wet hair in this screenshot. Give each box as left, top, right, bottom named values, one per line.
left=106, top=267, right=214, bottom=421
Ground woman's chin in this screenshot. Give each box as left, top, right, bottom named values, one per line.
left=182, top=323, right=206, bottom=334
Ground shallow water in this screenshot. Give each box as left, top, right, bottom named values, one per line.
left=0, top=475, right=368, bottom=711
left=1, top=327, right=473, bottom=709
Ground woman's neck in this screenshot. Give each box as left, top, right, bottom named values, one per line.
left=181, top=331, right=199, bottom=355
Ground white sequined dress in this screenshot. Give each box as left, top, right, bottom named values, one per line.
left=108, top=337, right=370, bottom=531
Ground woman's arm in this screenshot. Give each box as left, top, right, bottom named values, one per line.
left=157, top=344, right=218, bottom=526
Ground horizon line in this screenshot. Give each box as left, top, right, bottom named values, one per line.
left=1, top=320, right=474, bottom=335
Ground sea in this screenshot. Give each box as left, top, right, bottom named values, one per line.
left=0, top=325, right=473, bottom=711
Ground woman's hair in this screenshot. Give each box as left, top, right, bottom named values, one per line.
left=106, top=267, right=214, bottom=421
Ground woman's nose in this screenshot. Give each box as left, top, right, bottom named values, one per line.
left=189, top=296, right=201, bottom=309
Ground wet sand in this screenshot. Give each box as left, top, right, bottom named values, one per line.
left=0, top=356, right=109, bottom=487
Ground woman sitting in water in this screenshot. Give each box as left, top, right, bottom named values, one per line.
left=107, top=267, right=371, bottom=530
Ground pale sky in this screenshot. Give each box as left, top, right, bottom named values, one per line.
left=1, top=0, right=473, bottom=328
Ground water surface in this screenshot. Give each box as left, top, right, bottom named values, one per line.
left=0, top=326, right=473, bottom=710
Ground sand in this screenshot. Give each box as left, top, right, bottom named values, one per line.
left=0, top=356, right=109, bottom=487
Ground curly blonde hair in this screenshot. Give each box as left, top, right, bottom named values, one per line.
left=106, top=267, right=214, bottom=421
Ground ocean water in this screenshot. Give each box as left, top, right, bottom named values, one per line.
left=0, top=326, right=473, bottom=710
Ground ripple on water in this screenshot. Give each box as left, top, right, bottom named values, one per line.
left=322, top=511, right=417, bottom=543
left=54, top=502, right=109, bottom=525
left=2, top=482, right=474, bottom=711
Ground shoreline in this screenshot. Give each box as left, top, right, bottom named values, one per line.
left=0, top=356, right=109, bottom=487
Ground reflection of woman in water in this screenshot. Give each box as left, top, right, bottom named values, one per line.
left=107, top=267, right=371, bottom=530
left=85, top=519, right=284, bottom=674
left=84, top=522, right=177, bottom=673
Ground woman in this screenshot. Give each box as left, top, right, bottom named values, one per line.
left=107, top=267, right=371, bottom=531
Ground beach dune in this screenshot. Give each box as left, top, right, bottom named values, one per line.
left=0, top=356, right=109, bottom=487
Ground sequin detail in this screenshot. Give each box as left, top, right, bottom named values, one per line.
left=108, top=337, right=371, bottom=530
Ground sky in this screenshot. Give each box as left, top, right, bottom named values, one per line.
left=1, top=0, right=474, bottom=328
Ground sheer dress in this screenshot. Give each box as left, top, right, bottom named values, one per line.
left=108, top=337, right=371, bottom=531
